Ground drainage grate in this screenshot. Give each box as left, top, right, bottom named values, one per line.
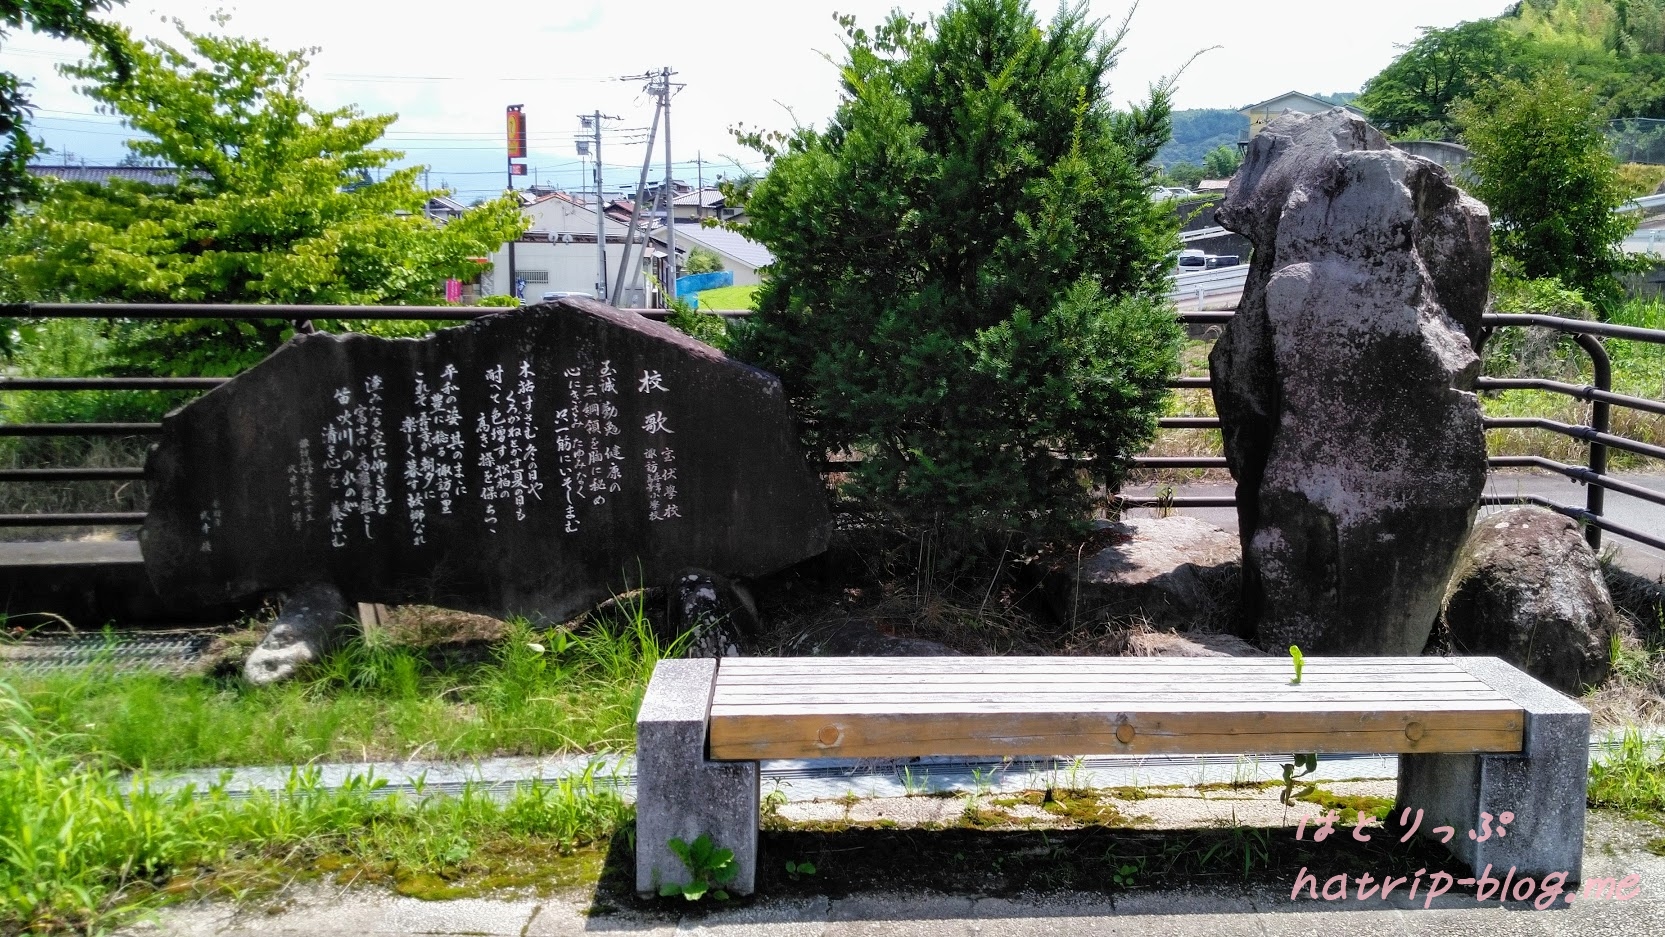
left=0, top=632, right=216, bottom=673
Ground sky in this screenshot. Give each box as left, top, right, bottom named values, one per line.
left=7, top=0, right=1517, bottom=202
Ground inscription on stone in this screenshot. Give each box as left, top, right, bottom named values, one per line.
left=143, top=299, right=833, bottom=622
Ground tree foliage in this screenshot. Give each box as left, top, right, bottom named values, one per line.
left=729, top=0, right=1184, bottom=543
left=683, top=246, right=724, bottom=274
left=1456, top=69, right=1642, bottom=312
left=1202, top=144, right=1240, bottom=178
left=0, top=0, right=132, bottom=227
left=0, top=20, right=526, bottom=374
left=1357, top=20, right=1524, bottom=139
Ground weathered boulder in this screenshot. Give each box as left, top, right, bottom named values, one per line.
left=1444, top=507, right=1616, bottom=694
left=1124, top=629, right=1267, bottom=658
left=243, top=583, right=352, bottom=685
left=143, top=299, right=833, bottom=629
left=1044, top=516, right=1240, bottom=630
left=662, top=569, right=755, bottom=658
left=1209, top=109, right=1491, bottom=655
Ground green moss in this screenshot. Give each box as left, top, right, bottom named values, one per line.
left=1292, top=787, right=1394, bottom=825
left=1195, top=780, right=1281, bottom=793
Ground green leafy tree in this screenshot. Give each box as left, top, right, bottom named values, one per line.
left=729, top=0, right=1184, bottom=543
left=1357, top=19, right=1523, bottom=139
left=0, top=0, right=132, bottom=228
left=1165, top=162, right=1205, bottom=188
left=1456, top=69, right=1642, bottom=313
left=1201, top=144, right=1240, bottom=178
left=683, top=246, right=724, bottom=275
left=0, top=20, right=526, bottom=374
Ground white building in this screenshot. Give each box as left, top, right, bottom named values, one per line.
left=652, top=223, right=774, bottom=287
left=481, top=192, right=672, bottom=306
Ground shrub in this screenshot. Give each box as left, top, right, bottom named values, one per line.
left=729, top=0, right=1184, bottom=544
left=1457, top=69, right=1644, bottom=314
left=683, top=247, right=724, bottom=275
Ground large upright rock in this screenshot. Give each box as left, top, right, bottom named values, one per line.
left=1209, top=110, right=1491, bottom=654
left=143, top=299, right=833, bottom=623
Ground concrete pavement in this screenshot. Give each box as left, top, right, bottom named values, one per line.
left=112, top=810, right=1665, bottom=936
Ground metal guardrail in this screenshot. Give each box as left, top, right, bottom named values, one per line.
left=1167, top=264, right=1249, bottom=306
left=1, top=303, right=1662, bottom=554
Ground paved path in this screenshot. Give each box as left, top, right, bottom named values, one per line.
left=1124, top=472, right=1665, bottom=582
left=113, top=812, right=1665, bottom=936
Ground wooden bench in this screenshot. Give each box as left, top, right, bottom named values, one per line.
left=635, top=655, right=1589, bottom=897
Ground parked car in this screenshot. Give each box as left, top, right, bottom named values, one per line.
left=540, top=290, right=595, bottom=302
left=1174, top=249, right=1207, bottom=270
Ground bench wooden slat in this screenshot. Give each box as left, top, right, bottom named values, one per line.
left=717, top=656, right=1477, bottom=668
left=709, top=685, right=1505, bottom=699
left=706, top=656, right=1525, bottom=760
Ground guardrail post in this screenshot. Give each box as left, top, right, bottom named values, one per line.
left=1573, top=334, right=1611, bottom=551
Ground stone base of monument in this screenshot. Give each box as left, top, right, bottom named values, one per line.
left=243, top=583, right=354, bottom=686
left=634, top=658, right=759, bottom=898
left=1397, top=658, right=1591, bottom=881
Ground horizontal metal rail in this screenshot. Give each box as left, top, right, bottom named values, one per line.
left=0, top=423, right=161, bottom=436
left=0, top=377, right=228, bottom=391
left=1117, top=495, right=1237, bottom=508
left=1482, top=312, right=1665, bottom=345
left=0, top=512, right=147, bottom=527
left=1476, top=376, right=1665, bottom=417
left=0, top=467, right=145, bottom=482
left=1132, top=456, right=1229, bottom=469
left=3, top=303, right=483, bottom=320
left=1157, top=417, right=1221, bottom=429
left=1486, top=455, right=1665, bottom=509
left=1483, top=416, right=1665, bottom=462
left=1481, top=494, right=1665, bottom=553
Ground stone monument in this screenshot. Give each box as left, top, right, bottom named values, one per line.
left=142, top=299, right=833, bottom=643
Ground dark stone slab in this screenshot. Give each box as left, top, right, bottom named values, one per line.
left=141, top=299, right=833, bottom=621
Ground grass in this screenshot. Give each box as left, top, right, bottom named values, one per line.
left=11, top=599, right=674, bottom=771
left=0, top=677, right=633, bottom=935
left=689, top=283, right=758, bottom=311
left=1589, top=729, right=1665, bottom=815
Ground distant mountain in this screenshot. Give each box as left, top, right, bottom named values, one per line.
left=1158, top=109, right=1248, bottom=168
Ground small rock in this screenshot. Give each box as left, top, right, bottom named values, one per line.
left=1443, top=507, right=1617, bottom=694
left=243, top=582, right=352, bottom=685
left=1124, top=630, right=1267, bottom=658
left=1044, top=515, right=1241, bottom=630
left=663, top=569, right=755, bottom=658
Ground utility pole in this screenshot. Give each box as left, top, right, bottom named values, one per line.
left=506, top=104, right=528, bottom=301
left=696, top=152, right=704, bottom=221
left=613, top=89, right=661, bottom=304
left=662, top=66, right=677, bottom=309
left=581, top=111, right=619, bottom=303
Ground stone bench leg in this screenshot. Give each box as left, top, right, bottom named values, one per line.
left=635, top=658, right=759, bottom=898
left=1397, top=657, right=1589, bottom=883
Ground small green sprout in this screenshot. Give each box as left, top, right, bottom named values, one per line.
left=1289, top=645, right=1305, bottom=685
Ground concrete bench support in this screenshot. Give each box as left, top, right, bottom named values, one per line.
left=1397, top=657, right=1590, bottom=882
left=634, top=658, right=759, bottom=898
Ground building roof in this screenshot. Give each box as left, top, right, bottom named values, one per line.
left=654, top=223, right=773, bottom=271
left=673, top=187, right=726, bottom=209
left=26, top=164, right=208, bottom=186
left=1238, top=91, right=1363, bottom=116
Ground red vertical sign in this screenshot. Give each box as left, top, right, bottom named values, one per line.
left=506, top=106, right=527, bottom=159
